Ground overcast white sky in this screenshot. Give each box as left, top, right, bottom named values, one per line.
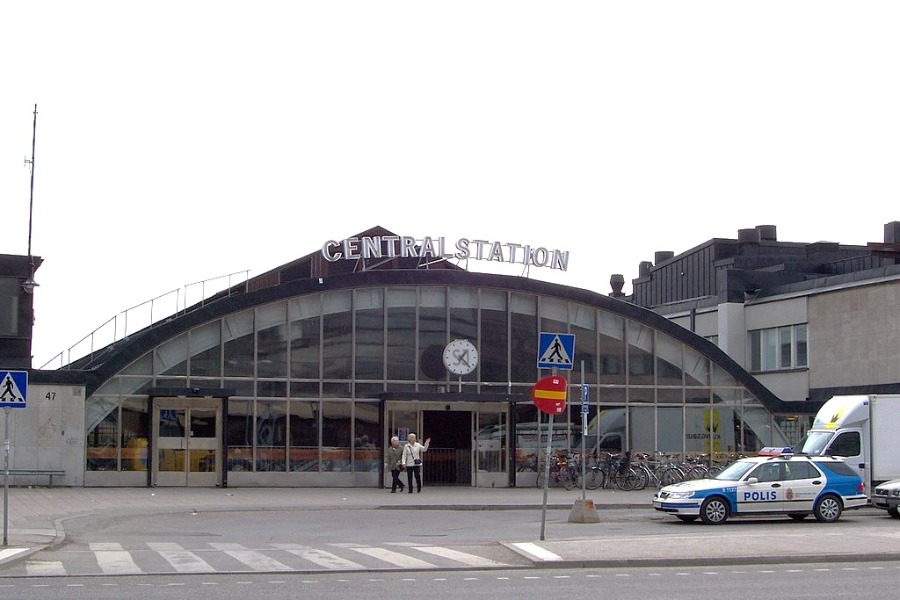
left=1, top=2, right=898, bottom=368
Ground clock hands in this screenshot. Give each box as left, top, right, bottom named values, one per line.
left=443, top=340, right=477, bottom=375
left=452, top=349, right=471, bottom=368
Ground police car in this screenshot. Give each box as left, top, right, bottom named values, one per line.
left=652, top=448, right=867, bottom=524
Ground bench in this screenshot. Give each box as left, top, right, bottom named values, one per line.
left=3, top=469, right=66, bottom=486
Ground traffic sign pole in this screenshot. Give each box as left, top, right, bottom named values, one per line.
left=3, top=406, right=10, bottom=546
left=539, top=411, right=553, bottom=541
left=534, top=337, right=572, bottom=540
left=0, top=370, right=27, bottom=547
left=539, top=367, right=559, bottom=541
left=580, top=362, right=587, bottom=503
left=534, top=370, right=569, bottom=540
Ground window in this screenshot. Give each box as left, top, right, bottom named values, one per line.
left=0, top=278, right=19, bottom=336
left=751, top=462, right=782, bottom=482
left=748, top=324, right=808, bottom=372
left=818, top=461, right=858, bottom=478
left=828, top=431, right=861, bottom=457
left=784, top=461, right=818, bottom=480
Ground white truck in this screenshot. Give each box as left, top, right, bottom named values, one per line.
left=792, top=394, right=900, bottom=495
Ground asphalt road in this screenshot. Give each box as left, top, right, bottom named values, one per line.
left=2, top=561, right=898, bottom=600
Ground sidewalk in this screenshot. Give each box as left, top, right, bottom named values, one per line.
left=1, top=485, right=898, bottom=569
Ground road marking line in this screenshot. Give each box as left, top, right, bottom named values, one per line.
left=26, top=561, right=67, bottom=576
left=347, top=547, right=436, bottom=569
left=272, top=543, right=366, bottom=570
left=209, top=543, right=292, bottom=571
left=509, top=542, right=562, bottom=561
left=0, top=548, right=29, bottom=562
left=147, top=542, right=215, bottom=573
left=412, top=545, right=507, bottom=567
left=89, top=543, right=141, bottom=574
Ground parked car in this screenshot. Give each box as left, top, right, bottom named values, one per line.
left=872, top=479, right=900, bottom=518
left=652, top=447, right=867, bottom=524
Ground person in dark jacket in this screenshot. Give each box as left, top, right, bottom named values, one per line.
left=385, top=436, right=405, bottom=493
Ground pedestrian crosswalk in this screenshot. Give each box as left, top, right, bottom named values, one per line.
left=7, top=541, right=514, bottom=577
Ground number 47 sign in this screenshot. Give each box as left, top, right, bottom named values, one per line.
left=0, top=371, right=28, bottom=408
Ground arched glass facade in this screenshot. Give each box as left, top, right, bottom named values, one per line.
left=83, top=280, right=789, bottom=487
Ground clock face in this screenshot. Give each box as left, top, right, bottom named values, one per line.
left=443, top=339, right=478, bottom=375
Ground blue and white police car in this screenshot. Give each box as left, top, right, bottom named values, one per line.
left=653, top=448, right=867, bottom=524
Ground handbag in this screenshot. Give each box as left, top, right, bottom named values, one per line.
left=398, top=461, right=406, bottom=471
left=414, top=458, right=422, bottom=465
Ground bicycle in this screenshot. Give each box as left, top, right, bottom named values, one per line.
left=536, top=453, right=579, bottom=490
left=585, top=451, right=643, bottom=491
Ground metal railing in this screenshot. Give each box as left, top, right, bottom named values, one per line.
left=40, top=270, right=250, bottom=369
left=422, top=449, right=473, bottom=486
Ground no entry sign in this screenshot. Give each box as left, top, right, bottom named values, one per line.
left=532, top=375, right=567, bottom=415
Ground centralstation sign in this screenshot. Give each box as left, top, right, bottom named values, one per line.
left=321, top=234, right=570, bottom=271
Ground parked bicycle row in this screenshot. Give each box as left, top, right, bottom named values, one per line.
left=528, top=450, right=739, bottom=491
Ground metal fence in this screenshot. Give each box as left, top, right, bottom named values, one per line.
left=422, top=448, right=472, bottom=486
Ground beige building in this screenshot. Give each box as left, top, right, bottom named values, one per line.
left=627, top=221, right=900, bottom=415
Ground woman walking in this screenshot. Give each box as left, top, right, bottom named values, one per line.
left=385, top=436, right=405, bottom=493
left=402, top=433, right=431, bottom=493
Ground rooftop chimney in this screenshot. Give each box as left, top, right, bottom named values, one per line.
left=609, top=274, right=625, bottom=298
left=654, top=251, right=674, bottom=265
left=738, top=228, right=761, bottom=243
left=756, top=225, right=777, bottom=241
left=638, top=261, right=653, bottom=277
left=885, top=221, right=900, bottom=244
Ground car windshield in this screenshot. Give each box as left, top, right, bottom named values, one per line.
left=793, top=431, right=832, bottom=455
left=715, top=460, right=756, bottom=481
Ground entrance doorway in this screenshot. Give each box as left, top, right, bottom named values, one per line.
left=151, top=398, right=222, bottom=486
left=385, top=401, right=508, bottom=487
left=423, top=410, right=472, bottom=486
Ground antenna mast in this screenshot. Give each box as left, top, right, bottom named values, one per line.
left=23, top=104, right=39, bottom=293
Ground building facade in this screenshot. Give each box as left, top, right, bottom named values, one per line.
left=628, top=221, right=900, bottom=407
left=7, top=228, right=803, bottom=488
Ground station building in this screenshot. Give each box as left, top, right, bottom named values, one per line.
left=4, top=227, right=801, bottom=488
left=627, top=222, right=900, bottom=410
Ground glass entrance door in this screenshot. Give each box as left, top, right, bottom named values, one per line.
left=385, top=401, right=508, bottom=487
left=474, top=409, right=507, bottom=485
left=152, top=398, right=221, bottom=487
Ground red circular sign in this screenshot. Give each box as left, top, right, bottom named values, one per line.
left=532, top=375, right=568, bottom=415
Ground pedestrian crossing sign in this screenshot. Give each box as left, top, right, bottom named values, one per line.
left=537, top=333, right=575, bottom=370
left=0, top=370, right=28, bottom=408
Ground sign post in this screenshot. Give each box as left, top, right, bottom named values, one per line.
left=580, top=363, right=588, bottom=503
left=1, top=370, right=28, bottom=546
left=532, top=374, right=567, bottom=541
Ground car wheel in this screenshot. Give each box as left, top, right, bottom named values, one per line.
left=676, top=515, right=698, bottom=523
left=813, top=494, right=843, bottom=523
left=788, top=514, right=807, bottom=521
left=699, top=496, right=729, bottom=525
left=888, top=506, right=900, bottom=519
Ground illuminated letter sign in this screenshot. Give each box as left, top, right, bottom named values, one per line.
left=321, top=235, right=570, bottom=271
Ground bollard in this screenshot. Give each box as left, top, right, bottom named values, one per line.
left=568, top=498, right=600, bottom=523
